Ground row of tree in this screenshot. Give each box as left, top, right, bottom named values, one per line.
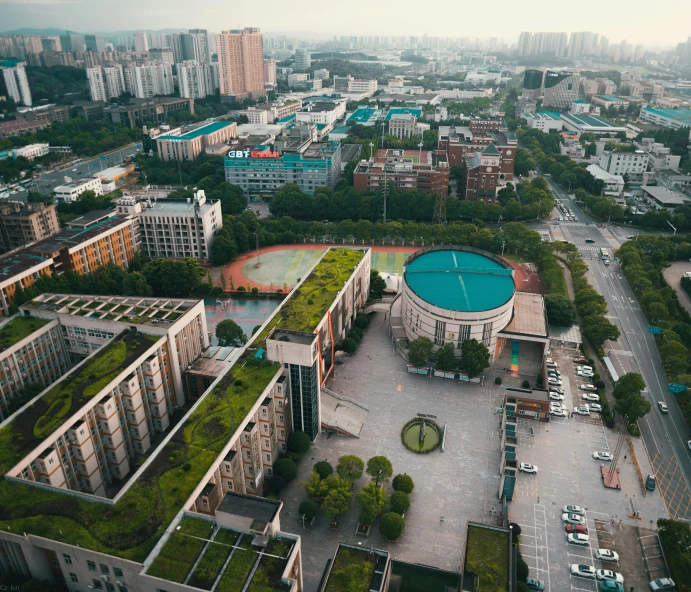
left=408, top=337, right=491, bottom=378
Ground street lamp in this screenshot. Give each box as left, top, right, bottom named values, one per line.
left=667, top=220, right=677, bottom=236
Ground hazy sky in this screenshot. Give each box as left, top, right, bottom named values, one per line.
left=1, top=0, right=688, bottom=48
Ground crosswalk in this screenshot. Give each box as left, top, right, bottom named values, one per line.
left=559, top=221, right=589, bottom=227
left=577, top=246, right=601, bottom=251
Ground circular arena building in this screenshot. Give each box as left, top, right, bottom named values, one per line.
left=401, top=246, right=516, bottom=361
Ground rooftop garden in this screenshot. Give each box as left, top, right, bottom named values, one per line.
left=464, top=524, right=509, bottom=592
left=0, top=355, right=280, bottom=562
left=390, top=560, right=460, bottom=592
left=0, top=330, right=159, bottom=474
left=246, top=537, right=294, bottom=592
left=276, top=248, right=365, bottom=334
left=188, top=527, right=239, bottom=590
left=0, top=316, right=50, bottom=351
left=325, top=547, right=376, bottom=592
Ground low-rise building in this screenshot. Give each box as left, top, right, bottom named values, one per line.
left=388, top=113, right=418, bottom=138
left=635, top=138, right=681, bottom=170
left=9, top=143, right=49, bottom=160
left=354, top=149, right=449, bottom=197
left=640, top=185, right=691, bottom=211
left=239, top=108, right=270, bottom=125
left=333, top=75, right=377, bottom=96
left=156, top=121, right=238, bottom=161
left=93, top=164, right=135, bottom=189
left=0, top=202, right=60, bottom=252
left=591, top=95, right=630, bottom=109
left=105, top=97, right=194, bottom=128
left=638, top=107, right=691, bottom=130
left=0, top=252, right=53, bottom=316
left=570, top=100, right=590, bottom=114
left=53, top=177, right=103, bottom=203
left=598, top=149, right=648, bottom=181
left=586, top=164, right=625, bottom=193
left=347, top=106, right=382, bottom=126
left=0, top=119, right=51, bottom=137
left=560, top=113, right=627, bottom=136
left=522, top=111, right=563, bottom=133
left=462, top=144, right=502, bottom=202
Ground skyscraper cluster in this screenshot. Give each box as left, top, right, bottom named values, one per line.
left=86, top=62, right=174, bottom=101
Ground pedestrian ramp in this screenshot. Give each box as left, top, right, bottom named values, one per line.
left=320, top=387, right=369, bottom=437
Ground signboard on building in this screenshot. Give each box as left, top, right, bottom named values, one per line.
left=228, top=150, right=280, bottom=159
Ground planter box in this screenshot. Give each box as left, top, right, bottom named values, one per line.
left=329, top=519, right=342, bottom=531
left=356, top=523, right=371, bottom=537
left=385, top=537, right=399, bottom=543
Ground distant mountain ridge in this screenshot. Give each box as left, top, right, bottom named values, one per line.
left=0, top=27, right=187, bottom=36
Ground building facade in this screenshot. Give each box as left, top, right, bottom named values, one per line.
left=156, top=121, right=237, bottom=161
left=598, top=150, right=648, bottom=180
left=0, top=60, right=32, bottom=106
left=53, top=177, right=103, bottom=203
left=123, top=63, right=175, bottom=99
left=177, top=61, right=217, bottom=99
left=217, top=28, right=266, bottom=101
left=542, top=71, right=581, bottom=109
left=463, top=144, right=502, bottom=201
left=0, top=202, right=60, bottom=252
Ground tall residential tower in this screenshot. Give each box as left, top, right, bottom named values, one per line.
left=217, top=27, right=265, bottom=101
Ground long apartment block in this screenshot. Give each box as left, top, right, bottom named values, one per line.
left=0, top=248, right=371, bottom=592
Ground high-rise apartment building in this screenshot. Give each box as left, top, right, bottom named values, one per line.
left=188, top=28, right=211, bottom=63
left=567, top=32, right=599, bottom=58
left=148, top=47, right=174, bottom=64
left=171, top=33, right=196, bottom=64
left=294, top=49, right=311, bottom=70
left=1, top=60, right=32, bottom=106
left=177, top=60, right=217, bottom=98
left=84, top=34, right=105, bottom=53
left=123, top=63, right=174, bottom=98
left=217, top=27, right=266, bottom=101
left=516, top=32, right=567, bottom=57
left=86, top=65, right=125, bottom=102
left=264, top=58, right=277, bottom=86
left=133, top=31, right=149, bottom=55
left=0, top=202, right=60, bottom=253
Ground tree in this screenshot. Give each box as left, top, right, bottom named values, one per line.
left=216, top=319, right=247, bottom=347
left=613, top=373, right=646, bottom=400
left=273, top=458, right=297, bottom=482
left=287, top=430, right=311, bottom=453
left=545, top=293, right=576, bottom=327
left=459, top=338, right=490, bottom=378
left=267, top=475, right=287, bottom=493
left=121, top=271, right=152, bottom=296
left=354, top=314, right=370, bottom=330
left=615, top=392, right=651, bottom=424
left=366, top=456, right=393, bottom=486
left=322, top=477, right=353, bottom=520
left=435, top=342, right=457, bottom=371
left=370, top=269, right=387, bottom=299
left=660, top=340, right=688, bottom=376
left=356, top=482, right=387, bottom=525
left=392, top=473, right=414, bottom=494
left=390, top=491, right=410, bottom=515
left=379, top=512, right=405, bottom=540
left=341, top=338, right=357, bottom=353
left=408, top=336, right=434, bottom=367
left=299, top=499, right=319, bottom=520
left=304, top=471, right=329, bottom=498
left=314, top=461, right=333, bottom=479
left=337, top=454, right=364, bottom=482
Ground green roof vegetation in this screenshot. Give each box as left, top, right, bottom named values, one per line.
left=188, top=527, right=239, bottom=590
left=0, top=353, right=280, bottom=562
left=0, top=330, right=159, bottom=474
left=464, top=524, right=509, bottom=592
left=276, top=248, right=365, bottom=334
left=247, top=537, right=294, bottom=592
left=325, top=547, right=376, bottom=592
left=390, top=560, right=460, bottom=592
left=147, top=516, right=215, bottom=583
left=0, top=317, right=50, bottom=351
left=216, top=534, right=258, bottom=592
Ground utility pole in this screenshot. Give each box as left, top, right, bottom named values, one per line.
left=667, top=220, right=677, bottom=236
left=418, top=141, right=423, bottom=164
left=383, top=171, right=387, bottom=224
left=381, top=121, right=385, bottom=150
left=369, top=142, right=374, bottom=160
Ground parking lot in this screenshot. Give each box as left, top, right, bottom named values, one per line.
left=510, top=347, right=669, bottom=592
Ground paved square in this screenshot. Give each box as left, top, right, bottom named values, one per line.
left=279, top=313, right=505, bottom=591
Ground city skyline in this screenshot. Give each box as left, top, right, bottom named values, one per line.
left=1, top=0, right=689, bottom=48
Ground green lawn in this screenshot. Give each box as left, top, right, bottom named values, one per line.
left=464, top=524, right=509, bottom=592
left=247, top=538, right=293, bottom=592
left=325, top=547, right=376, bottom=592
left=0, top=316, right=50, bottom=350
left=216, top=535, right=258, bottom=592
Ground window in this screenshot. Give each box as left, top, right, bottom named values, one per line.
left=93, top=581, right=104, bottom=591
left=63, top=553, right=72, bottom=564
left=101, top=564, right=110, bottom=575
left=87, top=560, right=97, bottom=572
left=113, top=567, right=123, bottom=579
left=107, top=584, right=116, bottom=592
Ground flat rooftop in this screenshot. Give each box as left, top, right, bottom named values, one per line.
left=53, top=177, right=97, bottom=191
left=385, top=107, right=422, bottom=121
left=347, top=107, right=379, bottom=124
left=501, top=292, right=548, bottom=339
left=93, top=165, right=134, bottom=180
left=324, top=544, right=389, bottom=592
left=524, top=111, right=561, bottom=121
left=561, top=113, right=624, bottom=129
left=26, top=214, right=129, bottom=255
left=0, top=316, right=50, bottom=351
left=641, top=107, right=691, bottom=123
left=404, top=249, right=515, bottom=313
left=217, top=491, right=281, bottom=526
left=0, top=252, right=52, bottom=283
left=596, top=95, right=627, bottom=102
left=139, top=198, right=218, bottom=215
left=158, top=121, right=233, bottom=141
left=641, top=185, right=691, bottom=205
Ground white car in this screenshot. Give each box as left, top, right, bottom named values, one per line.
left=551, top=408, right=568, bottom=417
left=574, top=406, right=591, bottom=415
left=519, top=463, right=538, bottom=474
left=546, top=361, right=558, bottom=368
left=549, top=377, right=562, bottom=386
left=580, top=385, right=598, bottom=392
left=589, top=403, right=603, bottom=413
left=550, top=387, right=565, bottom=394
left=570, top=564, right=596, bottom=579
left=626, top=234, right=635, bottom=239
left=658, top=402, right=668, bottom=413
left=577, top=370, right=593, bottom=378
left=596, top=549, right=619, bottom=563
left=649, top=578, right=676, bottom=591
left=592, top=451, right=613, bottom=462
left=559, top=216, right=564, bottom=221
left=577, top=365, right=593, bottom=372
left=596, top=570, right=624, bottom=584
left=562, top=513, right=586, bottom=525
left=549, top=392, right=565, bottom=401
left=582, top=393, right=600, bottom=402
left=567, top=533, right=590, bottom=546
left=563, top=505, right=585, bottom=514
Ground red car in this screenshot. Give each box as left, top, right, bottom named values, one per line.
left=574, top=357, right=589, bottom=364
left=565, top=524, right=589, bottom=535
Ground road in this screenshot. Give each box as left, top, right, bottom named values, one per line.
left=543, top=177, right=691, bottom=521
left=29, top=143, right=141, bottom=195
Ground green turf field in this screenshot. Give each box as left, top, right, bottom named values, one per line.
left=242, top=249, right=324, bottom=287
left=371, top=251, right=409, bottom=274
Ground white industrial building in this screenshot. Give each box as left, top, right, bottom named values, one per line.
left=522, top=111, right=563, bottom=133
left=586, top=164, right=625, bottom=193
left=53, top=177, right=104, bottom=203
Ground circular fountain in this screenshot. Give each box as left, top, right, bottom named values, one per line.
left=401, top=417, right=441, bottom=453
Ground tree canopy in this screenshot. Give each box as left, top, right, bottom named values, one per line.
left=459, top=339, right=490, bottom=378
left=216, top=319, right=247, bottom=347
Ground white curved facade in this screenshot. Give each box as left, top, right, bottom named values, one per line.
left=401, top=248, right=515, bottom=361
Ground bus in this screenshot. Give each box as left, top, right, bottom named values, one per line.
left=599, top=248, right=610, bottom=262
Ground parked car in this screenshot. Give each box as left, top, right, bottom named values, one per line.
left=658, top=402, right=669, bottom=413
left=627, top=235, right=635, bottom=239
left=550, top=392, right=565, bottom=401
left=574, top=357, right=589, bottom=364
left=546, top=360, right=557, bottom=367
left=562, top=513, right=586, bottom=525
left=549, top=377, right=563, bottom=385
left=589, top=403, right=603, bottom=413
left=525, top=578, right=545, bottom=591
left=574, top=406, right=591, bottom=415
left=596, top=570, right=624, bottom=584
left=595, top=549, right=619, bottom=563
left=580, top=385, right=598, bottom=392
left=582, top=393, right=600, bottom=402
left=519, top=463, right=538, bottom=474
left=570, top=564, right=596, bottom=579
left=598, top=582, right=624, bottom=592
left=593, top=451, right=613, bottom=462
left=577, top=370, right=594, bottom=378
left=567, top=533, right=590, bottom=545
left=563, top=505, right=585, bottom=514
left=551, top=408, right=568, bottom=417
left=649, top=578, right=676, bottom=591
left=577, top=365, right=593, bottom=371
left=550, top=387, right=565, bottom=394
left=688, top=440, right=691, bottom=452
left=565, top=524, right=589, bottom=535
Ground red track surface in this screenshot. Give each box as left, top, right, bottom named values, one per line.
left=502, top=258, right=545, bottom=294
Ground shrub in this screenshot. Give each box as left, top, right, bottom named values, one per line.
left=337, top=455, right=365, bottom=482
left=390, top=491, right=410, bottom=515
left=593, top=372, right=601, bottom=381
left=588, top=359, right=595, bottom=365
left=536, top=372, right=543, bottom=386
left=517, top=583, right=530, bottom=592
left=299, top=499, right=319, bottom=520
left=251, top=287, right=259, bottom=295
left=495, top=376, right=502, bottom=385
left=628, top=423, right=641, bottom=437
left=392, top=474, right=414, bottom=494
left=267, top=475, right=287, bottom=493
left=342, top=338, right=357, bottom=354
left=379, top=512, right=405, bottom=540
left=237, top=286, right=246, bottom=292
left=354, top=315, right=370, bottom=329
left=516, top=551, right=529, bottom=581
left=510, top=522, right=522, bottom=536
left=606, top=418, right=616, bottom=428
left=287, top=430, right=311, bottom=454
left=351, top=327, right=363, bottom=339
left=595, top=380, right=606, bottom=389
left=522, top=380, right=530, bottom=389
left=314, top=461, right=333, bottom=479
left=348, top=331, right=361, bottom=344
left=273, top=458, right=297, bottom=482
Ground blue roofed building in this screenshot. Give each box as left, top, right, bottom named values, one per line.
left=638, top=107, right=691, bottom=130
left=156, top=120, right=238, bottom=161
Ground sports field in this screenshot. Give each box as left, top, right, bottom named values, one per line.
left=371, top=250, right=409, bottom=274
left=241, top=249, right=324, bottom=289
